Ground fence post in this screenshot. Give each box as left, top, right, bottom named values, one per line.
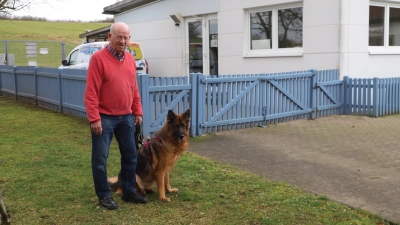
left=343, top=76, right=349, bottom=115
left=189, top=73, right=198, bottom=136
left=0, top=66, right=2, bottom=96
left=309, top=69, right=317, bottom=119
left=34, top=67, right=38, bottom=106
left=397, top=78, right=400, bottom=114
left=58, top=69, right=62, bottom=113
left=139, top=74, right=150, bottom=137
left=12, top=66, right=17, bottom=100
left=61, top=42, right=66, bottom=62
left=373, top=77, right=379, bottom=118
left=3, top=41, right=8, bottom=65
left=197, top=73, right=204, bottom=136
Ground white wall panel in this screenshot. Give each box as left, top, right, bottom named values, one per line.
left=128, top=19, right=180, bottom=41
left=147, top=58, right=184, bottom=77
left=351, top=54, right=400, bottom=78
left=303, top=53, right=340, bottom=71
left=348, top=0, right=369, bottom=26
left=217, top=56, right=244, bottom=75
left=220, top=53, right=340, bottom=75
left=218, top=55, right=305, bottom=75
left=218, top=33, right=243, bottom=57
left=303, top=0, right=340, bottom=26
left=137, top=38, right=181, bottom=59
left=348, top=25, right=369, bottom=53
left=220, top=0, right=242, bottom=11
left=218, top=9, right=244, bottom=34
left=242, top=0, right=296, bottom=9
left=347, top=53, right=370, bottom=78
left=303, top=25, right=340, bottom=54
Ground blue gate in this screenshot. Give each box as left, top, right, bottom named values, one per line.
left=196, top=71, right=316, bottom=135
left=136, top=69, right=343, bottom=137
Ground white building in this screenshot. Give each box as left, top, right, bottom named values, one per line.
left=100, top=0, right=400, bottom=78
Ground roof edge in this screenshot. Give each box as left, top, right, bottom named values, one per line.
left=103, top=0, right=160, bottom=15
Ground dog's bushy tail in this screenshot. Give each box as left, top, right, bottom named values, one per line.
left=108, top=172, right=121, bottom=193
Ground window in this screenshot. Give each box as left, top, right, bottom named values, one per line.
left=369, top=2, right=400, bottom=53
left=245, top=4, right=303, bottom=57
left=69, top=50, right=79, bottom=65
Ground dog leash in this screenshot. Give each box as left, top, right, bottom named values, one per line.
left=134, top=123, right=144, bottom=149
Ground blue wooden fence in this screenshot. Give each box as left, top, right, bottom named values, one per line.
left=1, top=65, right=398, bottom=137
left=343, top=76, right=400, bottom=117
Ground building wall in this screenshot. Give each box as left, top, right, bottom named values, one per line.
left=114, top=0, right=400, bottom=78
left=115, top=0, right=219, bottom=77
left=348, top=0, right=400, bottom=78
left=340, top=0, right=369, bottom=78
left=216, top=0, right=342, bottom=75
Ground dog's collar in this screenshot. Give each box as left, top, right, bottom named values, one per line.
left=143, top=136, right=162, bottom=163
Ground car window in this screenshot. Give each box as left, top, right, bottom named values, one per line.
left=69, top=49, right=79, bottom=65
left=77, top=46, right=103, bottom=64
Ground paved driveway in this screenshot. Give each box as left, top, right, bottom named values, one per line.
left=188, top=115, right=400, bottom=223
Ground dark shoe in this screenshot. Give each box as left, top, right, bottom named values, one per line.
left=121, top=191, right=148, bottom=203
left=99, top=196, right=118, bottom=210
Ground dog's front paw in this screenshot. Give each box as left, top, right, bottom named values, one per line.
left=167, top=188, right=179, bottom=193
left=160, top=197, right=171, bottom=202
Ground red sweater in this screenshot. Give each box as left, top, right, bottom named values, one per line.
left=84, top=48, right=143, bottom=123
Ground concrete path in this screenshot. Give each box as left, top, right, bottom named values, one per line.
left=188, top=115, right=400, bottom=223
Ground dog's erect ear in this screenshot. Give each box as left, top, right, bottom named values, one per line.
left=183, top=108, right=191, bottom=120
left=167, top=110, right=176, bottom=123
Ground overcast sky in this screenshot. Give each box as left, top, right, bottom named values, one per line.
left=14, top=0, right=117, bottom=21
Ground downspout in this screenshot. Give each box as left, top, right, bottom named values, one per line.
left=339, top=0, right=349, bottom=79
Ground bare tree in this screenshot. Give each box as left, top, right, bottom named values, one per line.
left=0, top=0, right=55, bottom=15
left=278, top=8, right=303, bottom=48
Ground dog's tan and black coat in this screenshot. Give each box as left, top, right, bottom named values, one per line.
left=109, top=108, right=190, bottom=202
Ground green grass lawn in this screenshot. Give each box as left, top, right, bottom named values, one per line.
left=0, top=96, right=393, bottom=224
left=0, top=20, right=111, bottom=67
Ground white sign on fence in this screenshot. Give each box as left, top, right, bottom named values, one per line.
left=40, top=48, right=49, bottom=55
left=26, top=42, right=37, bottom=57
left=28, top=60, right=37, bottom=66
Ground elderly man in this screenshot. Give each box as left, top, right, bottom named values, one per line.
left=84, top=22, right=147, bottom=210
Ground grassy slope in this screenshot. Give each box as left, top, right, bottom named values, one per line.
left=0, top=20, right=110, bottom=67
left=0, top=20, right=109, bottom=44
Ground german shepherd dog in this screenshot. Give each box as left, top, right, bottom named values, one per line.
left=108, top=108, right=190, bottom=202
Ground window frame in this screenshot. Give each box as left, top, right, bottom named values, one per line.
left=369, top=1, right=400, bottom=55
left=244, top=3, right=303, bottom=58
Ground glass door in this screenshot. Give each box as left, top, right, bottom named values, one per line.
left=187, top=17, right=203, bottom=74
left=186, top=14, right=218, bottom=75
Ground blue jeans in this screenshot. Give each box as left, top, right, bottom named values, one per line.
left=91, top=114, right=138, bottom=200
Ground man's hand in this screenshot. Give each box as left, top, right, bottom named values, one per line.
left=90, top=121, right=102, bottom=135
left=135, top=116, right=142, bottom=125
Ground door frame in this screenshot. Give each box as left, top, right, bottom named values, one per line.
left=185, top=14, right=218, bottom=76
